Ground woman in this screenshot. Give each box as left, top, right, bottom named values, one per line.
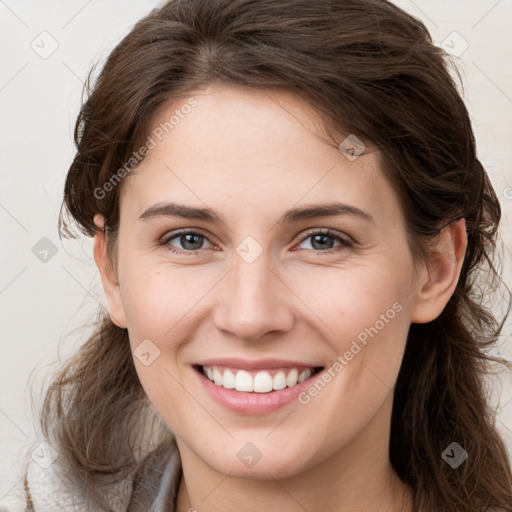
left=16, top=0, right=512, bottom=510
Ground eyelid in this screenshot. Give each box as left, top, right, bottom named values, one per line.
left=297, top=227, right=353, bottom=245
left=159, top=227, right=353, bottom=254
left=159, top=228, right=216, bottom=252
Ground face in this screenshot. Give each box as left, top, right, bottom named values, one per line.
left=94, top=82, right=459, bottom=480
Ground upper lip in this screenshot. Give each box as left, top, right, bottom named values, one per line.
left=195, top=358, right=323, bottom=371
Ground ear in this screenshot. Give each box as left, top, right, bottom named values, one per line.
left=410, top=217, right=467, bottom=324
left=93, top=214, right=127, bottom=328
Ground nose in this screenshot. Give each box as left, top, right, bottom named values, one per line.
left=212, top=251, right=295, bottom=343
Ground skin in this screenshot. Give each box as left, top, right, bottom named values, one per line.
left=93, top=82, right=467, bottom=512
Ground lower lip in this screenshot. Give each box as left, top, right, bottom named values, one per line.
left=194, top=366, right=322, bottom=414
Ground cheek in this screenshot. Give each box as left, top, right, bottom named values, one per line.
left=118, top=248, right=413, bottom=465
left=119, top=247, right=412, bottom=354
left=119, top=260, right=216, bottom=342
left=119, top=265, right=205, bottom=431
left=293, top=258, right=409, bottom=341
left=293, top=261, right=411, bottom=407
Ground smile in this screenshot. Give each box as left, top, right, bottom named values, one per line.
left=200, top=365, right=322, bottom=393
left=193, top=362, right=325, bottom=414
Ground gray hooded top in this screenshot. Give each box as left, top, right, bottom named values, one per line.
left=2, top=440, right=182, bottom=512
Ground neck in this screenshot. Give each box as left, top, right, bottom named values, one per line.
left=173, top=395, right=414, bottom=512
left=175, top=461, right=413, bottom=512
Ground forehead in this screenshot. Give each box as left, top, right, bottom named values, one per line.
left=120, top=83, right=400, bottom=228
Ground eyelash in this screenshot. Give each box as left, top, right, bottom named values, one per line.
left=158, top=228, right=353, bottom=256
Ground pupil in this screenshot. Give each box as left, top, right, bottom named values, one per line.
left=183, top=233, right=202, bottom=250
left=312, top=234, right=333, bottom=250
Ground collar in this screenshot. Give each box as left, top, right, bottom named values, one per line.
left=24, top=439, right=182, bottom=512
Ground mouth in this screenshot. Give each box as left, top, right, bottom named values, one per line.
left=193, top=364, right=324, bottom=393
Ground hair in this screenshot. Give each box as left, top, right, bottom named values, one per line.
left=33, top=0, right=512, bottom=510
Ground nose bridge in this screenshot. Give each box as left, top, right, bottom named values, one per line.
left=213, top=249, right=294, bottom=341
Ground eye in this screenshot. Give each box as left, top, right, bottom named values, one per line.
left=160, top=231, right=213, bottom=254
left=158, top=228, right=352, bottom=255
left=295, top=229, right=352, bottom=254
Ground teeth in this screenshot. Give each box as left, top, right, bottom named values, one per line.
left=223, top=369, right=236, bottom=389
left=253, top=371, right=273, bottom=393
left=235, top=370, right=253, bottom=392
left=286, top=369, right=298, bottom=387
left=273, top=370, right=287, bottom=390
left=298, top=368, right=312, bottom=383
left=213, top=368, right=223, bottom=386
left=202, top=365, right=317, bottom=393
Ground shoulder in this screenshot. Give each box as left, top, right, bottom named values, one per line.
left=23, top=450, right=133, bottom=512
left=16, top=439, right=181, bottom=512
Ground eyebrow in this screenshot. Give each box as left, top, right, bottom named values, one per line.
left=138, top=201, right=375, bottom=226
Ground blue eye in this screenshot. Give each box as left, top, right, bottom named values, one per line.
left=159, top=228, right=352, bottom=255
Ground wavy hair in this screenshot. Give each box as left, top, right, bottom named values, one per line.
left=33, top=0, right=512, bottom=510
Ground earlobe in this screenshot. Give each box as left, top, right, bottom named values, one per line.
left=93, top=214, right=127, bottom=329
left=410, top=218, right=467, bottom=324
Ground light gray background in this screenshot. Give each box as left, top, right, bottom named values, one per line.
left=1, top=0, right=511, bottom=505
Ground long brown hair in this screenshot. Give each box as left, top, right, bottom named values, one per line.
left=35, top=0, right=512, bottom=510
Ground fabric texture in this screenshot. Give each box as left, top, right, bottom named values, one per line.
left=126, top=442, right=182, bottom=512
left=2, top=440, right=181, bottom=512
